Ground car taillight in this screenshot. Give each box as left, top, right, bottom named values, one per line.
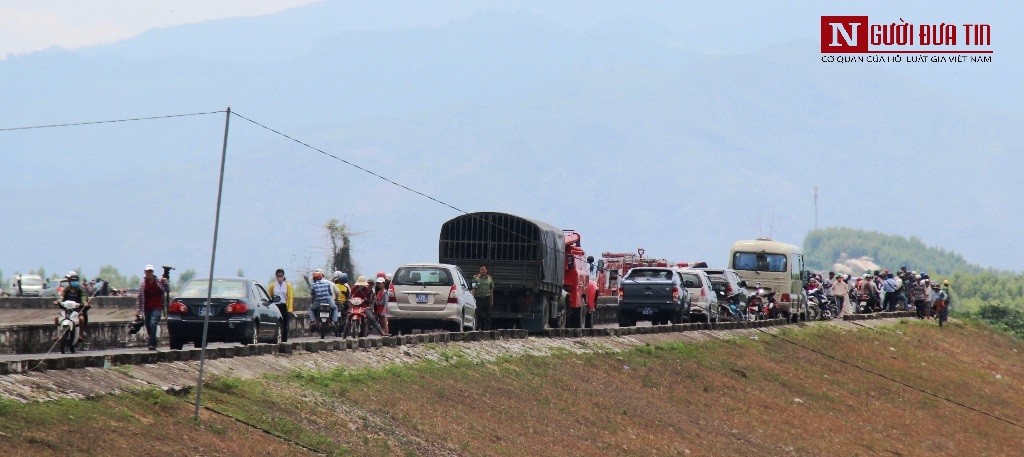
left=168, top=300, right=188, bottom=314
left=780, top=293, right=791, bottom=303
left=225, top=301, right=248, bottom=314
left=700, top=288, right=707, bottom=298
left=617, top=286, right=624, bottom=302
left=672, top=287, right=680, bottom=301
left=726, top=285, right=733, bottom=295
left=448, top=285, right=458, bottom=304
left=389, top=284, right=397, bottom=303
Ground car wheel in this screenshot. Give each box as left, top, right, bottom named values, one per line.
left=271, top=323, right=281, bottom=344
left=567, top=306, right=581, bottom=328
left=169, top=336, right=185, bottom=350
left=242, top=321, right=258, bottom=345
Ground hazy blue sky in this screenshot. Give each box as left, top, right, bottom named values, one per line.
left=1, top=1, right=1019, bottom=281
left=0, top=0, right=318, bottom=58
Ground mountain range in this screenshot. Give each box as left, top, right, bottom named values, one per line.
left=1, top=1, right=1020, bottom=281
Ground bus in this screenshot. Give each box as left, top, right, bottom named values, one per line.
left=728, top=238, right=809, bottom=321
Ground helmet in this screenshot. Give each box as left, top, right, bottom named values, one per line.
left=339, top=272, right=349, bottom=283
left=332, top=270, right=343, bottom=281
left=376, top=271, right=386, bottom=279
left=66, top=270, right=77, bottom=278
left=385, top=273, right=393, bottom=281
left=375, top=277, right=385, bottom=284
left=930, top=283, right=940, bottom=290
left=942, top=279, right=950, bottom=287
left=312, top=269, right=325, bottom=279
left=863, top=273, right=871, bottom=279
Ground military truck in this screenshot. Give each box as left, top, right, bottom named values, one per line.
left=440, top=212, right=578, bottom=332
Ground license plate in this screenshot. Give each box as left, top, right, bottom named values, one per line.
left=196, top=306, right=208, bottom=316
left=641, top=308, right=655, bottom=315
left=319, top=312, right=330, bottom=318
left=416, top=293, right=428, bottom=304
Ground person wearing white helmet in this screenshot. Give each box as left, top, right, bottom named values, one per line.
left=332, top=271, right=351, bottom=337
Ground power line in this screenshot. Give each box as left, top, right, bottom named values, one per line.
left=230, top=110, right=598, bottom=293
left=229, top=111, right=465, bottom=214
left=755, top=327, right=1024, bottom=431
left=0, top=110, right=225, bottom=132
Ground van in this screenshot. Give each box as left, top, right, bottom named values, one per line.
left=728, top=239, right=809, bottom=321
left=13, top=274, right=44, bottom=296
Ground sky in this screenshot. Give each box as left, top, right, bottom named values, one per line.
left=0, top=0, right=319, bottom=59
left=0, top=1, right=1019, bottom=280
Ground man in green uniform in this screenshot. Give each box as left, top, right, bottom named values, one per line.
left=473, top=265, right=494, bottom=331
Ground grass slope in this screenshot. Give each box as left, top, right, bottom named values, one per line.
left=3, top=320, right=1023, bottom=456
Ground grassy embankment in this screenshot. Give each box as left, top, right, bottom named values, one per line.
left=2, top=319, right=1023, bottom=456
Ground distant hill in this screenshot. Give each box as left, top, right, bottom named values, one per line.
left=803, top=227, right=985, bottom=275
left=0, top=7, right=1021, bottom=279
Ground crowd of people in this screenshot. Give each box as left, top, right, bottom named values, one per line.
left=806, top=266, right=953, bottom=326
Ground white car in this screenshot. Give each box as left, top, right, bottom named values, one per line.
left=386, top=263, right=477, bottom=334
left=676, top=269, right=718, bottom=320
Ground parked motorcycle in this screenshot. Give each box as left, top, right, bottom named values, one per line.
left=746, top=284, right=772, bottom=320
left=342, top=297, right=370, bottom=339
left=806, top=285, right=837, bottom=320
left=55, top=300, right=83, bottom=354
left=717, top=293, right=747, bottom=322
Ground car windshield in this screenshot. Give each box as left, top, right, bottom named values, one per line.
left=679, top=273, right=702, bottom=287
left=393, top=267, right=454, bottom=286
left=625, top=269, right=674, bottom=280
left=21, top=277, right=42, bottom=286
left=178, top=279, right=248, bottom=299
left=732, top=252, right=788, bottom=273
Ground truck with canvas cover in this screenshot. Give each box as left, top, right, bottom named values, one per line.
left=439, top=212, right=567, bottom=332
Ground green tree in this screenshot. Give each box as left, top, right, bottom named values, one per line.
left=325, top=218, right=357, bottom=277
left=178, top=268, right=196, bottom=285
left=96, top=265, right=129, bottom=289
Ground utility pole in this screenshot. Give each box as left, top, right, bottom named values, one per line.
left=813, top=186, right=819, bottom=230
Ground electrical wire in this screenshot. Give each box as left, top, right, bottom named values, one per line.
left=0, top=110, right=225, bottom=132
left=755, top=327, right=1024, bottom=430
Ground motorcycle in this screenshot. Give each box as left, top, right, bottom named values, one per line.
left=762, top=290, right=782, bottom=319
left=806, top=286, right=837, bottom=320
left=746, top=284, right=772, bottom=320
left=717, top=293, right=747, bottom=322
left=311, top=302, right=335, bottom=339
left=56, top=300, right=83, bottom=354
left=343, top=297, right=370, bottom=339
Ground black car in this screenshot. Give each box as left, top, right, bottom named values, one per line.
left=166, top=277, right=283, bottom=350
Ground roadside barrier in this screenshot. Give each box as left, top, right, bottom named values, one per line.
left=0, top=311, right=915, bottom=375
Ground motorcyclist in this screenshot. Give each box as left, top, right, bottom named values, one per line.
left=307, top=269, right=337, bottom=329
left=58, top=271, right=90, bottom=340
left=346, top=275, right=384, bottom=336
left=332, top=271, right=351, bottom=336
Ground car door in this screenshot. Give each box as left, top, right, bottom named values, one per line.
left=454, top=268, right=476, bottom=329
left=251, top=282, right=274, bottom=337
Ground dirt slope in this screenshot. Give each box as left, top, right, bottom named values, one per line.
left=2, top=318, right=1023, bottom=456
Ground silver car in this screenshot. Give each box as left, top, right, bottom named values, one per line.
left=386, top=263, right=477, bottom=333
left=676, top=269, right=719, bottom=320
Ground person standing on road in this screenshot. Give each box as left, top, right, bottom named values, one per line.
left=373, top=276, right=390, bottom=335
left=912, top=275, right=928, bottom=319
left=881, top=273, right=900, bottom=312
left=136, top=265, right=169, bottom=350
left=930, top=283, right=949, bottom=327
left=268, top=269, right=294, bottom=342
left=332, top=271, right=351, bottom=337
left=472, top=265, right=495, bottom=330
left=832, top=273, right=849, bottom=316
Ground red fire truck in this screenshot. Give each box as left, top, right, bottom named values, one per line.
left=594, top=249, right=672, bottom=300
left=564, top=231, right=599, bottom=328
